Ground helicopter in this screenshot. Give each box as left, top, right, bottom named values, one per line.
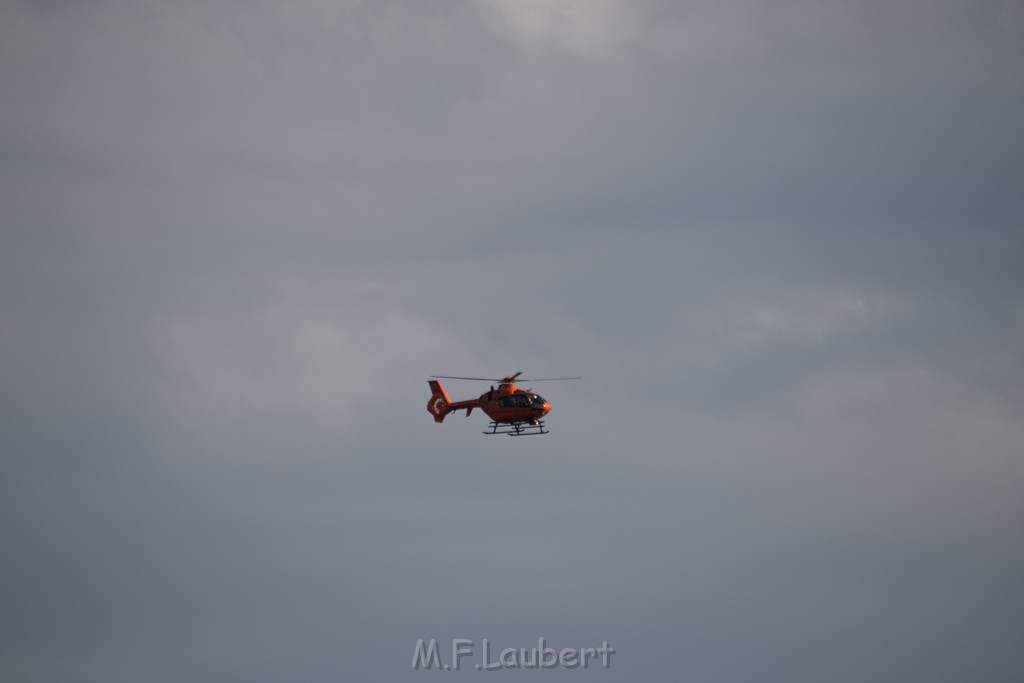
left=427, top=372, right=581, bottom=435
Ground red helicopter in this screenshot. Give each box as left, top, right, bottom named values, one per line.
left=427, top=372, right=580, bottom=435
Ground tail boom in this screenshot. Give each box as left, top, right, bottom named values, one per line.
left=427, top=379, right=479, bottom=423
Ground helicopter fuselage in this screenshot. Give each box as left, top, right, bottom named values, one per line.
left=427, top=380, right=550, bottom=424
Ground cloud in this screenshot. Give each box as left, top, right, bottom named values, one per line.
left=154, top=275, right=457, bottom=435
left=476, top=0, right=654, bottom=56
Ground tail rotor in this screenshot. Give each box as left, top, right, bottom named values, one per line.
left=426, top=379, right=454, bottom=423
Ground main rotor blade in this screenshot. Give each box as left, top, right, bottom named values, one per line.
left=430, top=375, right=503, bottom=382
left=515, top=377, right=583, bottom=382
left=430, top=375, right=582, bottom=382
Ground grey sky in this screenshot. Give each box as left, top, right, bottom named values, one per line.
left=2, top=1, right=1023, bottom=681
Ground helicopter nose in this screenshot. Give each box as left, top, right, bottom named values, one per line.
left=541, top=401, right=551, bottom=415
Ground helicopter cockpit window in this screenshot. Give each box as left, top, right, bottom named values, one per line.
left=497, top=394, right=545, bottom=408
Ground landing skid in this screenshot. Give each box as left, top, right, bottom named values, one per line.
left=484, top=420, right=548, bottom=436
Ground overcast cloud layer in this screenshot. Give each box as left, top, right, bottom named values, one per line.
left=2, top=1, right=1023, bottom=681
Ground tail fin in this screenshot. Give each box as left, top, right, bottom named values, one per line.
left=427, top=379, right=454, bottom=423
